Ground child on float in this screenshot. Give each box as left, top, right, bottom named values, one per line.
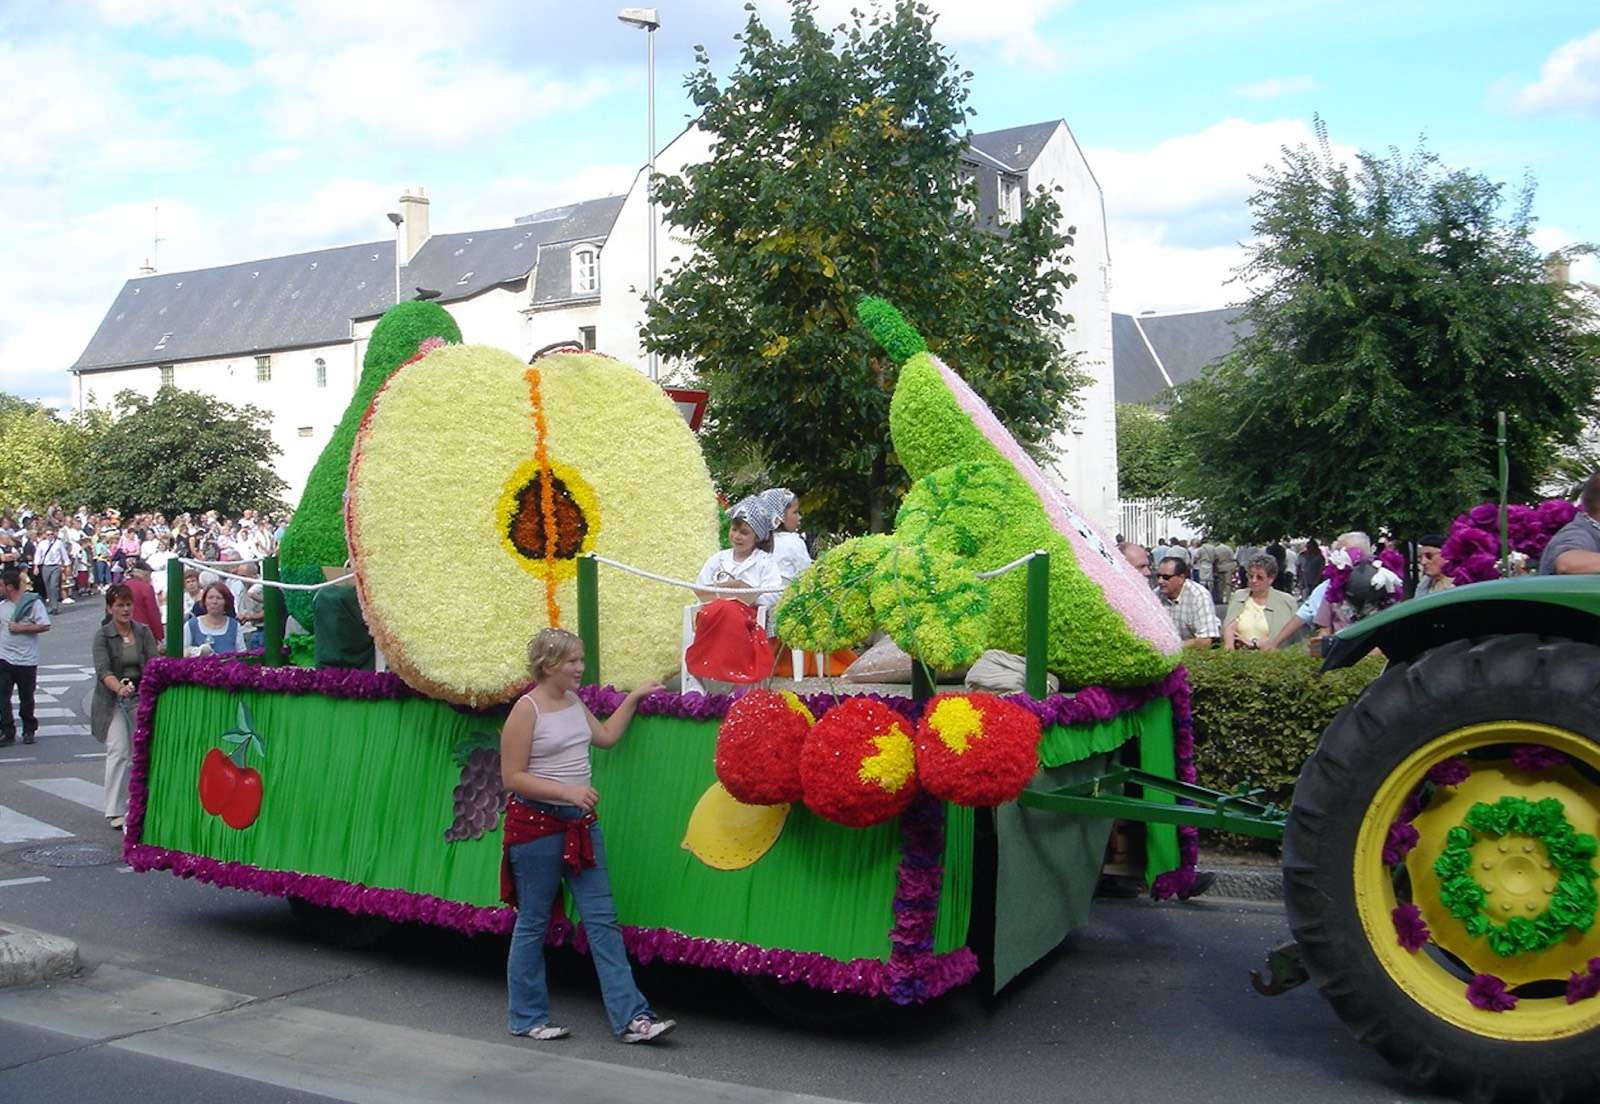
left=682, top=495, right=784, bottom=691
left=758, top=487, right=812, bottom=586
left=499, top=628, right=675, bottom=1044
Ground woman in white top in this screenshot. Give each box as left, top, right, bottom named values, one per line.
left=759, top=487, right=812, bottom=586
left=499, top=628, right=673, bottom=1044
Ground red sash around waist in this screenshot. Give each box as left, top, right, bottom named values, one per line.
left=499, top=798, right=597, bottom=908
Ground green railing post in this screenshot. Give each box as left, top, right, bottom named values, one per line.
left=165, top=557, right=184, bottom=658
left=262, top=554, right=285, bottom=667
left=1024, top=549, right=1049, bottom=698
left=1497, top=410, right=1510, bottom=576
left=577, top=554, right=600, bottom=686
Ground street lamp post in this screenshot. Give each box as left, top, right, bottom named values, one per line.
left=385, top=211, right=403, bottom=306
left=618, top=7, right=660, bottom=382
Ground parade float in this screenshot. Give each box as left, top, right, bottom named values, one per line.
left=122, top=296, right=1600, bottom=1102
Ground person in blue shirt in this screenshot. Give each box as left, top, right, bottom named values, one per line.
left=183, top=583, right=244, bottom=656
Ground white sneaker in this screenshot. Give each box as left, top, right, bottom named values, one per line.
left=63, top=597, right=76, bottom=604
left=510, top=1023, right=570, bottom=1041
left=620, top=1015, right=675, bottom=1044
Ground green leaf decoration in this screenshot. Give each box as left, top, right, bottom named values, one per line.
left=866, top=544, right=989, bottom=670
left=236, top=701, right=250, bottom=734
left=452, top=730, right=501, bottom=768
left=221, top=733, right=247, bottom=747
left=774, top=534, right=895, bottom=653
left=895, top=461, right=1020, bottom=559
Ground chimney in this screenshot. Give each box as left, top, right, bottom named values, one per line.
left=1544, top=251, right=1571, bottom=286
left=137, top=258, right=156, bottom=276
left=398, top=186, right=430, bottom=264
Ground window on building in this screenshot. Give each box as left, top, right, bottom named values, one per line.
left=956, top=168, right=977, bottom=218
left=255, top=354, right=272, bottom=382
left=999, top=175, right=1023, bottom=225
left=579, top=326, right=596, bottom=351
left=297, top=426, right=314, bottom=438
left=315, top=358, right=327, bottom=388
left=571, top=246, right=599, bottom=296
left=159, top=365, right=174, bottom=388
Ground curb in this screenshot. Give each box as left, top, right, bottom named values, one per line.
left=0, top=922, right=81, bottom=988
left=1206, top=863, right=1283, bottom=902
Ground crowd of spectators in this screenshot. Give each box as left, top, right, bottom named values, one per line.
left=0, top=502, right=289, bottom=614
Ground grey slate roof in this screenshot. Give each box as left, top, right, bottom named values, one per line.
left=970, top=121, right=1063, bottom=172
left=72, top=242, right=394, bottom=372
left=73, top=195, right=627, bottom=372
left=1113, top=307, right=1252, bottom=406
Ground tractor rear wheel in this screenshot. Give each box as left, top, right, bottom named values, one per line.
left=1285, top=635, right=1600, bottom=1104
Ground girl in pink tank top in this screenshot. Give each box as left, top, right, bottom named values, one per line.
left=499, top=627, right=676, bottom=1044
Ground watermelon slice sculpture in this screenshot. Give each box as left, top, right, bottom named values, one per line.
left=775, top=296, right=1180, bottom=689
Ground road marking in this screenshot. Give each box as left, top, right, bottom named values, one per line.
left=118, top=865, right=134, bottom=873
left=0, top=757, right=38, bottom=764
left=0, top=875, right=51, bottom=888
left=24, top=777, right=105, bottom=811
left=0, top=965, right=863, bottom=1104
left=36, top=674, right=89, bottom=684
left=39, top=724, right=91, bottom=736
left=76, top=752, right=106, bottom=759
left=32, top=707, right=76, bottom=717
left=40, top=664, right=83, bottom=670
left=0, top=804, right=73, bottom=843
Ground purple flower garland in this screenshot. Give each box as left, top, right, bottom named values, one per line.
left=1443, top=499, right=1576, bottom=585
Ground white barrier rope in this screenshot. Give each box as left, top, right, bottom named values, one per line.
left=182, top=555, right=265, bottom=567
left=974, top=549, right=1046, bottom=579
left=589, top=554, right=788, bottom=596
left=174, top=557, right=353, bottom=591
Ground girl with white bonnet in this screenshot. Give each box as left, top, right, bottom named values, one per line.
left=757, top=487, right=812, bottom=586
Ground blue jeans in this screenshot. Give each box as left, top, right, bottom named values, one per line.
left=506, top=801, right=651, bottom=1035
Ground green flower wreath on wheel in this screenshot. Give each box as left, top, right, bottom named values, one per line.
left=1433, top=795, right=1600, bottom=957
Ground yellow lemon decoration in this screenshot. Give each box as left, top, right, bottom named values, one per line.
left=859, top=724, right=918, bottom=792
left=682, top=781, right=791, bottom=871
left=926, top=695, right=984, bottom=755
left=346, top=344, right=720, bottom=705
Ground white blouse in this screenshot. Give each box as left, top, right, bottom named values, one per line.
left=771, top=531, right=812, bottom=586
left=694, top=548, right=783, bottom=609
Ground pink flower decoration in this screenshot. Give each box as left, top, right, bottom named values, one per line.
left=1511, top=745, right=1569, bottom=772
left=1383, top=822, right=1421, bottom=865
left=1391, top=903, right=1430, bottom=952
left=1565, top=958, right=1600, bottom=1004
left=1426, top=757, right=1471, bottom=786
left=1467, top=503, right=1500, bottom=528
left=1467, top=973, right=1518, bottom=1012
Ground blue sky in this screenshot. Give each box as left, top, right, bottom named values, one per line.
left=3, top=1, right=1596, bottom=408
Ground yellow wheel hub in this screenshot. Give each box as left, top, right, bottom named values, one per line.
left=1355, top=721, right=1600, bottom=1041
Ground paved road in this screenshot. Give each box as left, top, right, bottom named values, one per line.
left=0, top=603, right=1448, bottom=1103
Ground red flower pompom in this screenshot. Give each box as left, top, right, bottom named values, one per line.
left=714, top=690, right=815, bottom=805
left=800, top=698, right=920, bottom=828
left=914, top=693, right=1042, bottom=807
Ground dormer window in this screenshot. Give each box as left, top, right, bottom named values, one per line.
left=571, top=245, right=599, bottom=296
left=999, top=175, right=1023, bottom=225
left=956, top=167, right=977, bottom=218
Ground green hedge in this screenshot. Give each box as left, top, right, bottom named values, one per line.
left=1186, top=647, right=1385, bottom=811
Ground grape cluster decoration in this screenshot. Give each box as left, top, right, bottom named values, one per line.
left=444, top=731, right=508, bottom=843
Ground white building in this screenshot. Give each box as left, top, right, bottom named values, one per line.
left=70, top=120, right=1120, bottom=524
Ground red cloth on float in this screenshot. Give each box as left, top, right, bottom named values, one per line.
left=499, top=798, right=597, bottom=908
left=686, top=598, right=776, bottom=683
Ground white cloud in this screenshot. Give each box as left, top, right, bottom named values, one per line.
left=1531, top=226, right=1599, bottom=286
left=1510, top=28, right=1600, bottom=115
left=753, top=0, right=1069, bottom=65
left=1232, top=74, right=1317, bottom=100
left=1089, top=118, right=1358, bottom=312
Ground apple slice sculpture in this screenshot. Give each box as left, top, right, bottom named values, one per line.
left=346, top=343, right=721, bottom=706
left=776, top=297, right=1180, bottom=689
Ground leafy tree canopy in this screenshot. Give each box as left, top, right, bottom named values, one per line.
left=1168, top=123, right=1600, bottom=540
left=79, top=386, right=285, bottom=516
left=0, top=394, right=106, bottom=511
left=642, top=0, right=1089, bottom=534
left=1114, top=403, right=1183, bottom=502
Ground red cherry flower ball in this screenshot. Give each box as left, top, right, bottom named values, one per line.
left=715, top=689, right=815, bottom=805
left=800, top=698, right=920, bottom=828
left=915, top=692, right=1042, bottom=807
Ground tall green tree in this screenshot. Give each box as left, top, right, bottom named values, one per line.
left=1168, top=124, right=1600, bottom=539
left=1114, top=403, right=1183, bottom=501
left=80, top=387, right=285, bottom=516
left=0, top=394, right=105, bottom=510
left=642, top=0, right=1089, bottom=534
